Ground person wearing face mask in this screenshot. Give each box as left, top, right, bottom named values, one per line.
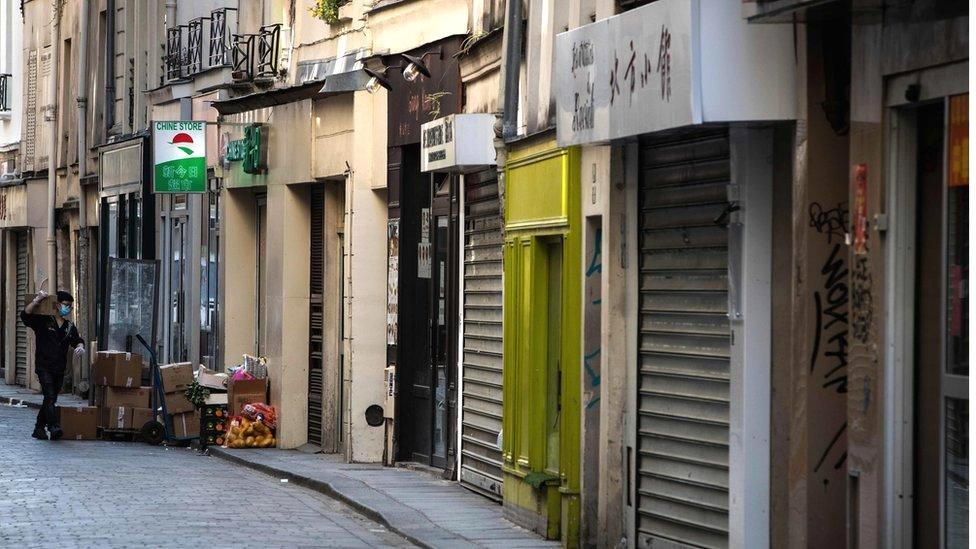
left=21, top=290, right=85, bottom=440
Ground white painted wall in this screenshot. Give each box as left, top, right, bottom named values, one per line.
left=0, top=0, right=23, bottom=152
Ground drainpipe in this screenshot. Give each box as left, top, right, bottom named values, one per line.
left=46, top=0, right=62, bottom=294
left=76, top=0, right=91, bottom=388
left=500, top=0, right=522, bottom=140
left=494, top=0, right=523, bottom=224
left=166, top=1, right=176, bottom=30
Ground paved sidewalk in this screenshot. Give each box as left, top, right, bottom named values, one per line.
left=209, top=447, right=556, bottom=549
left=0, top=378, right=87, bottom=409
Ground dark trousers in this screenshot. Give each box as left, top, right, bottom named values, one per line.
left=35, top=370, right=64, bottom=429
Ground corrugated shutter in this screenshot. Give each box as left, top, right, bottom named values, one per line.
left=637, top=129, right=731, bottom=549
left=308, top=186, right=325, bottom=446
left=460, top=175, right=504, bottom=500
left=15, top=231, right=29, bottom=386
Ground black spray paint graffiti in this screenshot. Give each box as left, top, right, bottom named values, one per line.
left=811, top=243, right=849, bottom=394
left=809, top=202, right=850, bottom=476
left=808, top=202, right=849, bottom=244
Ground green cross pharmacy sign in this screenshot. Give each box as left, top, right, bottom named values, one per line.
left=152, top=121, right=207, bottom=193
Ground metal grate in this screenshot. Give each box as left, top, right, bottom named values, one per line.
left=636, top=129, right=731, bottom=549
left=459, top=175, right=504, bottom=501
left=15, top=232, right=29, bottom=386
left=307, top=186, right=326, bottom=447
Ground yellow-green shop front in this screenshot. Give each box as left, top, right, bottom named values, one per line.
left=502, top=136, right=581, bottom=545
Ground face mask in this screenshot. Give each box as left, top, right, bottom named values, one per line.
left=59, top=304, right=72, bottom=316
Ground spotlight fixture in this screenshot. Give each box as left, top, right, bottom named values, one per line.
left=363, top=67, right=393, bottom=93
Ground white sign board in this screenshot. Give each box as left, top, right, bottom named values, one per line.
left=556, top=0, right=797, bottom=146
left=555, top=0, right=694, bottom=146
left=152, top=120, right=207, bottom=193
left=421, top=114, right=496, bottom=172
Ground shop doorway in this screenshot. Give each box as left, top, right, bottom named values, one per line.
left=394, top=146, right=459, bottom=472
left=165, top=211, right=189, bottom=364
left=912, top=99, right=969, bottom=549
left=256, top=194, right=267, bottom=356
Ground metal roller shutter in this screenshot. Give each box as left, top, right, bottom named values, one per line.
left=15, top=231, right=29, bottom=386
left=459, top=176, right=504, bottom=500
left=307, top=187, right=325, bottom=447
left=636, top=129, right=731, bottom=548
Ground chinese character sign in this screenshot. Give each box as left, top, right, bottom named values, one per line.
left=153, top=121, right=207, bottom=193
left=555, top=0, right=694, bottom=146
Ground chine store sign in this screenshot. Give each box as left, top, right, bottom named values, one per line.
left=554, top=0, right=694, bottom=146
left=152, top=121, right=207, bottom=193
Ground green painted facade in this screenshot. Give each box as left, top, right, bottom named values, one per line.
left=502, top=137, right=581, bottom=546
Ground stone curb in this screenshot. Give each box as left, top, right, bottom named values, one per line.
left=207, top=446, right=472, bottom=549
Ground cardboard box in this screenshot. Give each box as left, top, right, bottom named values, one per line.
left=104, top=386, right=151, bottom=409
left=130, top=407, right=155, bottom=429
left=101, top=406, right=134, bottom=430
left=160, top=362, right=194, bottom=393
left=197, top=365, right=229, bottom=391
left=58, top=406, right=98, bottom=440
left=228, top=378, right=267, bottom=416
left=92, top=352, right=142, bottom=387
left=172, top=411, right=200, bottom=438
left=204, top=393, right=228, bottom=406
left=26, top=294, right=58, bottom=316
left=163, top=391, right=195, bottom=415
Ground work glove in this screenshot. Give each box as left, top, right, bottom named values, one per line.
left=33, top=290, right=50, bottom=303
left=74, top=346, right=86, bottom=360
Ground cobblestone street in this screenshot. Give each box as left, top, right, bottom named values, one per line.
left=0, top=404, right=413, bottom=548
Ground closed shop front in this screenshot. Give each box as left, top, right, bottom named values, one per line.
left=459, top=171, right=504, bottom=499
left=554, top=2, right=795, bottom=546
left=13, top=230, right=28, bottom=386
left=636, top=128, right=732, bottom=547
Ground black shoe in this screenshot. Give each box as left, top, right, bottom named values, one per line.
left=31, top=427, right=48, bottom=440
left=48, top=426, right=63, bottom=441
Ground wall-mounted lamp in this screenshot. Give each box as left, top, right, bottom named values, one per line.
left=399, top=47, right=441, bottom=82
left=364, top=67, right=394, bottom=93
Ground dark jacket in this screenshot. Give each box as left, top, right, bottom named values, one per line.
left=20, top=311, right=83, bottom=374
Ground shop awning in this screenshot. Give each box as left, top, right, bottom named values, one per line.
left=213, top=49, right=370, bottom=115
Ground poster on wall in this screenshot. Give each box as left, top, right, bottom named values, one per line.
left=152, top=120, right=207, bottom=193
left=852, top=164, right=868, bottom=255
left=387, top=219, right=400, bottom=346
left=418, top=208, right=432, bottom=279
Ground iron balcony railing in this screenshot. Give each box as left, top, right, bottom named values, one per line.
left=165, top=8, right=239, bottom=82
left=0, top=74, right=10, bottom=112
left=232, top=24, right=281, bottom=82
left=209, top=8, right=237, bottom=67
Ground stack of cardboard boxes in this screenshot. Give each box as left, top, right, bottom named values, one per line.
left=159, top=362, right=199, bottom=438
left=92, top=352, right=153, bottom=431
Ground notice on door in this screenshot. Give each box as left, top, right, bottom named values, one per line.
left=152, top=121, right=207, bottom=193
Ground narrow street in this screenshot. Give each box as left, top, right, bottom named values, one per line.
left=0, top=404, right=413, bottom=548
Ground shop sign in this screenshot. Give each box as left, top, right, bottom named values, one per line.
left=555, top=0, right=796, bottom=146
left=152, top=121, right=207, bottom=193
left=420, top=114, right=496, bottom=173
left=555, top=0, right=693, bottom=146
left=222, top=124, right=269, bottom=175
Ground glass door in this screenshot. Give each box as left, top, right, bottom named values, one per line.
left=168, top=215, right=188, bottom=363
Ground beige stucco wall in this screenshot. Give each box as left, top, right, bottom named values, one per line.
left=342, top=89, right=389, bottom=462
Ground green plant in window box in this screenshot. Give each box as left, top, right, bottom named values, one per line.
left=310, top=0, right=350, bottom=25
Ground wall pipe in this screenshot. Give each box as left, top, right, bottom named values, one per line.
left=45, top=0, right=62, bottom=295
left=76, top=0, right=91, bottom=387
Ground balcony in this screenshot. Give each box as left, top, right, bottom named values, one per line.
left=165, top=7, right=238, bottom=83
left=232, top=24, right=281, bottom=83
left=0, top=74, right=9, bottom=112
